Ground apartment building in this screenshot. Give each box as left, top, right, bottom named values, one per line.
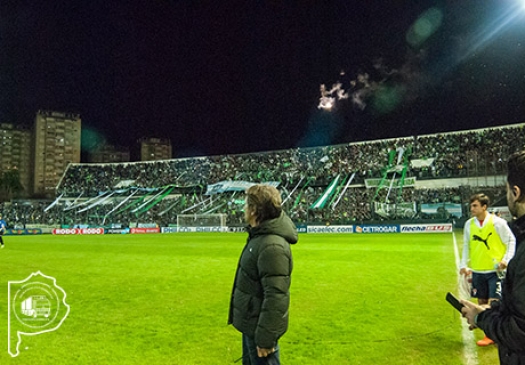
left=88, top=143, right=130, bottom=163
left=0, top=123, right=32, bottom=196
left=33, top=110, right=81, bottom=197
left=139, top=137, right=172, bottom=161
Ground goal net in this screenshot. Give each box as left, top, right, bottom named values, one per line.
left=177, top=213, right=227, bottom=228
left=373, top=202, right=417, bottom=219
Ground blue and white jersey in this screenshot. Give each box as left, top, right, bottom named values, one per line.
left=0, top=219, right=6, bottom=233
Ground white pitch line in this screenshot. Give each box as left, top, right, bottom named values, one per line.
left=452, top=231, right=478, bottom=365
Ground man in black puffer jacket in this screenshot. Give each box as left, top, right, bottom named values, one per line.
left=228, top=184, right=298, bottom=365
left=462, top=150, right=525, bottom=364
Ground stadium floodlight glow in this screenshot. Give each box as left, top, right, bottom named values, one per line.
left=456, top=2, right=525, bottom=63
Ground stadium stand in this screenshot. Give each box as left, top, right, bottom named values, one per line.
left=2, top=123, right=523, bottom=229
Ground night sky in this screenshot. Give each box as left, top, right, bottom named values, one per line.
left=1, top=0, right=525, bottom=158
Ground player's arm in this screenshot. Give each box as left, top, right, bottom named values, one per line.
left=494, top=218, right=516, bottom=269
left=460, top=223, right=470, bottom=274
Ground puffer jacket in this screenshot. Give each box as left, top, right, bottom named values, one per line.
left=477, top=214, right=525, bottom=365
left=228, top=211, right=298, bottom=349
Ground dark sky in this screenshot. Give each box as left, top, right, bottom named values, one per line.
left=1, top=0, right=525, bottom=158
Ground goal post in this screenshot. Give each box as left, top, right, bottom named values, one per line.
left=373, top=202, right=417, bottom=219
left=176, top=213, right=227, bottom=228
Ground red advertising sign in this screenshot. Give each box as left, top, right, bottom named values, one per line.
left=53, top=228, right=105, bottom=235
left=53, top=228, right=81, bottom=235
left=130, top=227, right=160, bottom=234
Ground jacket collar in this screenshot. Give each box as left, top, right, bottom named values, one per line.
left=511, top=215, right=525, bottom=244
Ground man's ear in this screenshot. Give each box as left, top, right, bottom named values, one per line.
left=513, top=185, right=523, bottom=201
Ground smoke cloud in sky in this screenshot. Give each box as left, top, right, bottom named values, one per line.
left=318, top=49, right=430, bottom=115
left=318, top=7, right=443, bottom=115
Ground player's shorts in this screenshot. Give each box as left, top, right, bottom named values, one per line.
left=471, top=272, right=501, bottom=300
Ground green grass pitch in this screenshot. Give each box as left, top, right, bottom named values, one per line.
left=0, top=232, right=498, bottom=364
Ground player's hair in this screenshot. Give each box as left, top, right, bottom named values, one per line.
left=469, top=193, right=490, bottom=208
left=246, top=185, right=282, bottom=224
left=508, top=150, right=525, bottom=201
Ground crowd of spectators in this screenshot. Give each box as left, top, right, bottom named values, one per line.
left=57, top=124, right=525, bottom=196
left=0, top=184, right=506, bottom=228
left=2, top=124, right=521, bottom=228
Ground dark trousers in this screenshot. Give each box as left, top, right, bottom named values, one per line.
left=242, top=334, right=280, bottom=365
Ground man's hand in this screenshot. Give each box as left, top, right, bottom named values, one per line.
left=460, top=299, right=486, bottom=330
left=459, top=267, right=471, bottom=276
left=497, top=261, right=507, bottom=271
left=257, top=346, right=275, bottom=357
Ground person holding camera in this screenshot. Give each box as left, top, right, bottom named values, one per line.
left=462, top=151, right=525, bottom=363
